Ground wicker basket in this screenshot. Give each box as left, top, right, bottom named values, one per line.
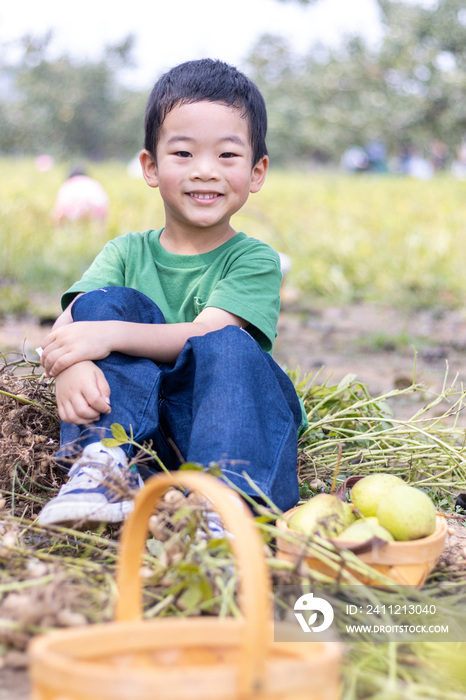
left=29, top=472, right=342, bottom=700
left=275, top=507, right=447, bottom=586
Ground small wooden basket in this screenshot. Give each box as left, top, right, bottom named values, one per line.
left=29, top=472, right=342, bottom=700
left=275, top=508, right=447, bottom=586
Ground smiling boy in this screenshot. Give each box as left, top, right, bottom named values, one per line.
left=38, top=59, right=304, bottom=527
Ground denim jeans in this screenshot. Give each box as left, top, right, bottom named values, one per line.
left=58, top=287, right=302, bottom=511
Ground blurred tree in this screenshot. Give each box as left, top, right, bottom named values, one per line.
left=376, top=0, right=466, bottom=148
left=248, top=0, right=466, bottom=165
left=0, top=32, right=146, bottom=160
left=2, top=1, right=466, bottom=165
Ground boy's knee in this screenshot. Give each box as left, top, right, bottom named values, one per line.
left=187, top=325, right=264, bottom=375
left=72, top=287, right=166, bottom=324
left=200, top=324, right=258, bottom=355
left=212, top=324, right=256, bottom=346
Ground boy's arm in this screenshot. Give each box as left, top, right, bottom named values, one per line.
left=40, top=306, right=245, bottom=378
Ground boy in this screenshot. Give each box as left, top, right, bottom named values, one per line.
left=38, top=58, right=304, bottom=527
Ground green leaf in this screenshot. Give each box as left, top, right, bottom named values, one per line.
left=337, top=374, right=357, bottom=392
left=110, top=423, right=129, bottom=444
left=178, top=583, right=203, bottom=611
left=198, top=576, right=214, bottom=601
left=179, top=462, right=204, bottom=472
left=177, top=562, right=200, bottom=574
left=101, top=437, right=125, bottom=448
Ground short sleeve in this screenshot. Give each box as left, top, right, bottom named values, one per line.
left=205, top=248, right=282, bottom=353
left=61, top=239, right=126, bottom=310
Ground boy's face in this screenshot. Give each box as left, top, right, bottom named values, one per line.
left=140, top=101, right=268, bottom=238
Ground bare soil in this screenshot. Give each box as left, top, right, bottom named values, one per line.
left=274, top=294, right=466, bottom=424
left=0, top=667, right=30, bottom=700
left=439, top=517, right=466, bottom=570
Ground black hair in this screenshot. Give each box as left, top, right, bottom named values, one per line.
left=144, top=58, right=268, bottom=166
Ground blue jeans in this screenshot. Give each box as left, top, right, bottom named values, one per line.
left=58, top=287, right=302, bottom=511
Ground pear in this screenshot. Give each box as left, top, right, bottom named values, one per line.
left=351, top=473, right=405, bottom=516
left=338, top=519, right=394, bottom=544
left=288, top=493, right=348, bottom=538
left=342, top=501, right=357, bottom=527
left=376, top=485, right=436, bottom=541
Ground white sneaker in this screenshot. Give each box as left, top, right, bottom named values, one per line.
left=38, top=444, right=143, bottom=527
left=196, top=491, right=245, bottom=540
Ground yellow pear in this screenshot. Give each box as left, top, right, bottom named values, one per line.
left=342, top=501, right=357, bottom=527
left=351, top=473, right=405, bottom=516
left=338, top=519, right=394, bottom=544
left=288, top=494, right=348, bottom=538
left=376, top=485, right=436, bottom=541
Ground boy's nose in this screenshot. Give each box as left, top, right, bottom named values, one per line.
left=191, top=155, right=219, bottom=180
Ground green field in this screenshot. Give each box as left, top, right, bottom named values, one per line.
left=2, top=158, right=466, bottom=699
left=2, top=158, right=466, bottom=317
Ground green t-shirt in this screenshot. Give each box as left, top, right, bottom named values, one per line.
left=62, top=229, right=282, bottom=353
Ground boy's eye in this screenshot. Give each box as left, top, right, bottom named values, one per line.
left=174, top=151, right=192, bottom=158
left=219, top=152, right=238, bottom=159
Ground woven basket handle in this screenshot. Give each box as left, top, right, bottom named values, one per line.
left=116, top=470, right=271, bottom=698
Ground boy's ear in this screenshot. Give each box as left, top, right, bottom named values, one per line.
left=249, top=155, right=269, bottom=194
left=139, top=149, right=159, bottom=188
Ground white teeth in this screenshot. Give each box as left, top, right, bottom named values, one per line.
left=191, top=193, right=218, bottom=199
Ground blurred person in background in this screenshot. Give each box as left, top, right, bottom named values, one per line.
left=52, top=168, right=109, bottom=225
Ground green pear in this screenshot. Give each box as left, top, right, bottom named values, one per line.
left=338, top=519, right=394, bottom=544
left=376, top=485, right=436, bottom=541
left=351, top=473, right=405, bottom=516
left=288, top=493, right=347, bottom=538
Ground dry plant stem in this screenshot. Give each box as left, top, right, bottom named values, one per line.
left=5, top=514, right=120, bottom=550
left=217, top=574, right=238, bottom=617
left=300, top=412, right=466, bottom=490
left=0, top=618, right=49, bottom=636
left=4, top=543, right=113, bottom=574
left=10, top=463, right=17, bottom=515
left=303, top=383, right=419, bottom=427
left=306, top=417, right=465, bottom=456
left=0, top=388, right=56, bottom=418
left=330, top=442, right=344, bottom=494
left=0, top=575, right=56, bottom=594
left=304, top=372, right=466, bottom=433
left=144, top=594, right=176, bottom=618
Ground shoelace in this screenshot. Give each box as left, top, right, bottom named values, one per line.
left=60, top=466, right=108, bottom=494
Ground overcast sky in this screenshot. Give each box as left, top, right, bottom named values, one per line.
left=1, top=0, right=386, bottom=88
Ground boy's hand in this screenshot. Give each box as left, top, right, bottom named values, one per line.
left=54, top=360, right=111, bottom=424
left=41, top=321, right=115, bottom=377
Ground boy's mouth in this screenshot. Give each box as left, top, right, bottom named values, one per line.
left=187, top=192, right=222, bottom=201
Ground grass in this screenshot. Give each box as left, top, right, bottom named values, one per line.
left=2, top=158, right=466, bottom=316
left=236, top=170, right=466, bottom=307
